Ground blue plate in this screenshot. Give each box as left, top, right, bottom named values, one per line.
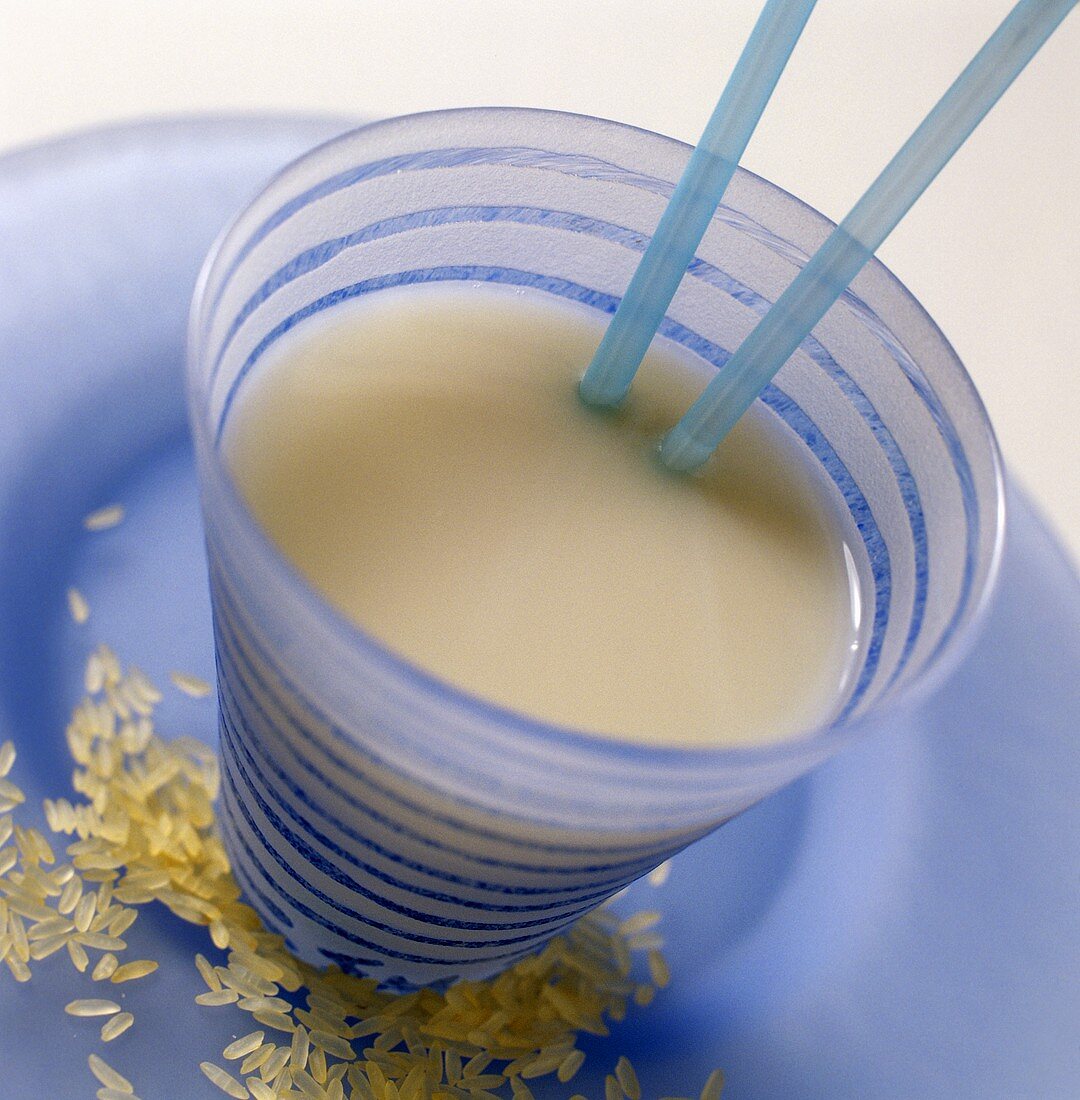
left=0, top=116, right=1077, bottom=1099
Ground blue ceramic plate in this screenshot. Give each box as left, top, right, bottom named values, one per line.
left=0, top=117, right=1077, bottom=1099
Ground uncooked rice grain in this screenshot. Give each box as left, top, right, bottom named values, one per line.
left=648, top=859, right=672, bottom=887
left=260, top=1045, right=291, bottom=1081
left=557, top=1049, right=586, bottom=1083
left=290, top=1023, right=310, bottom=1069
left=200, top=1061, right=249, bottom=1098
left=310, top=1029, right=355, bottom=1061
left=700, top=1068, right=726, bottom=1100
left=83, top=504, right=125, bottom=531
left=88, top=1052, right=133, bottom=1092
left=0, top=776, right=25, bottom=809
left=170, top=670, right=212, bottom=698
left=224, top=1030, right=266, bottom=1060
left=240, top=1044, right=275, bottom=1075
left=648, top=948, right=671, bottom=988
left=93, top=952, right=119, bottom=981
left=616, top=1055, right=642, bottom=1100
left=110, top=959, right=157, bottom=983
left=101, top=1011, right=135, bottom=1042
left=67, top=938, right=90, bottom=972
left=67, top=998, right=122, bottom=1017
left=197, top=989, right=240, bottom=1007
left=67, top=587, right=91, bottom=624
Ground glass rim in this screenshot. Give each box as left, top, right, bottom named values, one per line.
left=187, top=105, right=1007, bottom=776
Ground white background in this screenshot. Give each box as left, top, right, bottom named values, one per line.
left=2, top=0, right=1077, bottom=560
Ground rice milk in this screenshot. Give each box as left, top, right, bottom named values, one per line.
left=225, top=283, right=861, bottom=747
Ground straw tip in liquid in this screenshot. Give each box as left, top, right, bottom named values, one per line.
left=658, top=426, right=713, bottom=473
left=577, top=373, right=628, bottom=410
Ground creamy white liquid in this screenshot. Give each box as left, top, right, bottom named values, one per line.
left=225, top=283, right=860, bottom=746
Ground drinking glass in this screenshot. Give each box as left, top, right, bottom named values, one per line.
left=187, top=107, right=1003, bottom=986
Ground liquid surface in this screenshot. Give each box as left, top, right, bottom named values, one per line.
left=225, top=284, right=859, bottom=746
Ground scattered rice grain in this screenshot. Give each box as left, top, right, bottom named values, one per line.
left=73, top=891, right=97, bottom=932
left=0, top=776, right=25, bottom=809
left=110, top=959, right=158, bottom=983
left=200, top=1060, right=249, bottom=1098
left=67, top=587, right=91, bottom=624
left=66, top=998, right=122, bottom=1017
left=76, top=931, right=126, bottom=951
left=309, top=1029, right=355, bottom=1061
left=224, top=1030, right=266, bottom=1061
left=252, top=1008, right=296, bottom=1033
left=648, top=860, right=671, bottom=887
left=101, top=1011, right=135, bottom=1042
left=88, top=1052, right=133, bottom=1091
left=67, top=938, right=90, bottom=972
left=195, top=952, right=222, bottom=991
left=557, top=1050, right=586, bottom=1083
left=617, top=910, right=661, bottom=937
left=700, top=1068, right=726, bottom=1100
left=93, top=952, right=120, bottom=980
left=648, top=948, right=671, bottom=988
left=197, top=989, right=241, bottom=1007
left=289, top=1023, right=310, bottom=1070
left=240, top=1044, right=275, bottom=1075
left=306, top=1048, right=327, bottom=1087
left=5, top=955, right=31, bottom=981
left=170, top=671, right=212, bottom=699
left=29, top=932, right=70, bottom=959
left=616, top=1055, right=642, bottom=1100
left=57, top=875, right=83, bottom=914
left=260, top=1045, right=290, bottom=1081
left=291, top=1066, right=325, bottom=1098
left=83, top=504, right=124, bottom=531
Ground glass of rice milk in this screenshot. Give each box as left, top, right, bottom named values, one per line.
left=186, top=108, right=1004, bottom=987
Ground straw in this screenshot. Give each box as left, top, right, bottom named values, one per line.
left=577, top=0, right=818, bottom=408
left=660, top=0, right=1076, bottom=471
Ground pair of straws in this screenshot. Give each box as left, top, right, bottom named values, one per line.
left=579, top=0, right=1076, bottom=470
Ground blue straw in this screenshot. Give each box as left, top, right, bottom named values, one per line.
left=578, top=0, right=817, bottom=408
left=661, top=0, right=1077, bottom=471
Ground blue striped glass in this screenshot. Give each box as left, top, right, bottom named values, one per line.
left=186, top=108, right=1004, bottom=987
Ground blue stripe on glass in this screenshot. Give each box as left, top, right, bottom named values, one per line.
left=206, top=143, right=690, bottom=317
left=220, top=815, right=294, bottom=929
left=219, top=680, right=626, bottom=924
left=219, top=765, right=585, bottom=966
left=756, top=388, right=889, bottom=724
left=214, top=607, right=646, bottom=903
left=220, top=710, right=602, bottom=937
left=208, top=205, right=649, bottom=392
